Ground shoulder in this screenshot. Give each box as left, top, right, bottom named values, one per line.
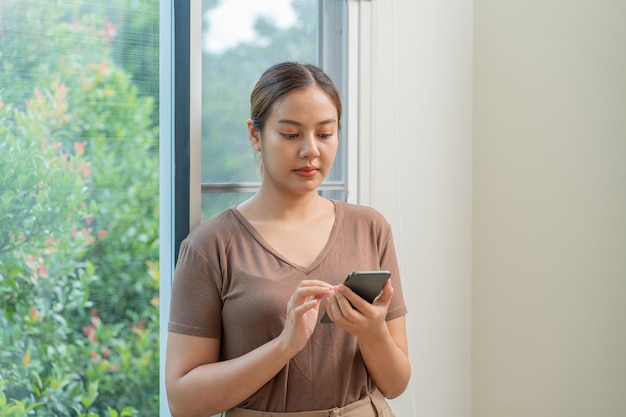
left=335, top=200, right=390, bottom=226
left=182, top=208, right=242, bottom=249
left=334, top=201, right=393, bottom=238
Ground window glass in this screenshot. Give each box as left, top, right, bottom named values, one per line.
left=0, top=1, right=160, bottom=416
left=200, top=0, right=347, bottom=221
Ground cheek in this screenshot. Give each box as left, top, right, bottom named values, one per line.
left=322, top=140, right=339, bottom=157
left=259, top=141, right=288, bottom=166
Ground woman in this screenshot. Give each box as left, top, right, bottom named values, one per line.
left=166, top=62, right=410, bottom=417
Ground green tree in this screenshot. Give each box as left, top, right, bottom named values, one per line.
left=0, top=0, right=159, bottom=415
left=108, top=0, right=160, bottom=118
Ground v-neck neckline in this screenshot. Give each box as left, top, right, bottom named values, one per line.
left=230, top=200, right=341, bottom=275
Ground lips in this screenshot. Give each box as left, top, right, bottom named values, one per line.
left=294, top=166, right=319, bottom=177
left=295, top=166, right=317, bottom=172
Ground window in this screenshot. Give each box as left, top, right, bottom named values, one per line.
left=165, top=0, right=352, bottom=263
left=163, top=1, right=356, bottom=415
left=196, top=0, right=349, bottom=223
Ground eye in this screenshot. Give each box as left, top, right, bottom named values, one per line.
left=318, top=132, right=335, bottom=139
left=281, top=133, right=299, bottom=140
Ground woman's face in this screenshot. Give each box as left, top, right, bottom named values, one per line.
left=249, top=85, right=339, bottom=196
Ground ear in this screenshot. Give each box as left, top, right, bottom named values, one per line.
left=247, top=119, right=262, bottom=152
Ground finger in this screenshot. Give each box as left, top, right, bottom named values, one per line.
left=373, top=279, right=394, bottom=306
left=293, top=284, right=331, bottom=302
left=298, top=279, right=334, bottom=289
left=307, top=296, right=322, bottom=309
left=332, top=288, right=363, bottom=321
left=325, top=289, right=346, bottom=322
left=294, top=296, right=320, bottom=315
left=336, top=284, right=370, bottom=312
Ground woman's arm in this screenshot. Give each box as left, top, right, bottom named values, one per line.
left=325, top=280, right=411, bottom=398
left=166, top=333, right=294, bottom=417
left=165, top=280, right=331, bottom=417
left=358, top=316, right=410, bottom=398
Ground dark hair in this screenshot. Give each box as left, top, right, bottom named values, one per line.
left=250, top=62, right=342, bottom=132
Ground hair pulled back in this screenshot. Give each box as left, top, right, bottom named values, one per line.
left=250, top=62, right=342, bottom=133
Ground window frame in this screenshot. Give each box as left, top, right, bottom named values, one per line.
left=158, top=1, right=175, bottom=416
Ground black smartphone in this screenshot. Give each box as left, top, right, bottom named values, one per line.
left=321, top=270, right=391, bottom=324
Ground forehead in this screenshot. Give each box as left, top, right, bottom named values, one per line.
left=268, top=86, right=338, bottom=123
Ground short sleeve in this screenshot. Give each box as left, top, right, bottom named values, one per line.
left=377, top=221, right=408, bottom=320
left=168, top=240, right=223, bottom=339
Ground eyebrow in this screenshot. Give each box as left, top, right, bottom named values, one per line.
left=277, top=118, right=337, bottom=127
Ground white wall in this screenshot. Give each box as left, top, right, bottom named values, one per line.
left=362, top=1, right=474, bottom=416
left=366, top=1, right=626, bottom=416
left=473, top=1, right=626, bottom=416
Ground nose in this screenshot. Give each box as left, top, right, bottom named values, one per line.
left=299, top=134, right=320, bottom=159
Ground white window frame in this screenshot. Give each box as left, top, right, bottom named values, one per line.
left=350, top=0, right=373, bottom=206
left=158, top=1, right=174, bottom=415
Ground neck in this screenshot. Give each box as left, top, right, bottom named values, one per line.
left=240, top=187, right=328, bottom=223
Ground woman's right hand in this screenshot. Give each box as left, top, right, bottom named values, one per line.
left=166, top=279, right=332, bottom=417
left=278, top=279, right=332, bottom=354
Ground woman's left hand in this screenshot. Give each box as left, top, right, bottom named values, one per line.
left=326, top=279, right=411, bottom=398
left=325, top=279, right=393, bottom=340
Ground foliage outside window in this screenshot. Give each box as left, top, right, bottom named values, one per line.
left=0, top=1, right=159, bottom=416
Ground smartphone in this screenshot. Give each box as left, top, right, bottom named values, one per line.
left=321, top=270, right=391, bottom=323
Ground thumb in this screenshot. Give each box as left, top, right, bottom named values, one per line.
left=374, top=279, right=394, bottom=306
